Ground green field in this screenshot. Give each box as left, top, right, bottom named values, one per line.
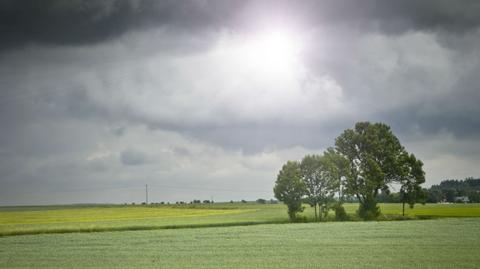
left=1, top=217, right=479, bottom=268
left=1, top=203, right=480, bottom=236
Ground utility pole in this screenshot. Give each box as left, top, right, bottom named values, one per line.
left=145, top=184, right=148, bottom=205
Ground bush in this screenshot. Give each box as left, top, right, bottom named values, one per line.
left=292, top=215, right=308, bottom=223
left=358, top=199, right=380, bottom=220
left=256, top=198, right=267, bottom=204
left=333, top=204, right=348, bottom=221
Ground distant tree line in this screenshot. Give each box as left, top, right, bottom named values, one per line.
left=425, top=177, right=480, bottom=203
left=374, top=177, right=480, bottom=203
left=274, top=122, right=426, bottom=221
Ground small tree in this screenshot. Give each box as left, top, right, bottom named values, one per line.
left=274, top=161, right=306, bottom=221
left=399, top=153, right=426, bottom=216
left=256, top=198, right=267, bottom=204
left=323, top=147, right=350, bottom=217
left=300, top=155, right=340, bottom=221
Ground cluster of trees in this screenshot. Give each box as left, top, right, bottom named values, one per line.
left=274, top=122, right=426, bottom=220
left=191, top=199, right=214, bottom=204
left=255, top=198, right=278, bottom=204
left=426, top=178, right=480, bottom=203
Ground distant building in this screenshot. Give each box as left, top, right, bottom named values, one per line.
left=454, top=196, right=470, bottom=203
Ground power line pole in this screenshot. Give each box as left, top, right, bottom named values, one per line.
left=145, top=184, right=148, bottom=205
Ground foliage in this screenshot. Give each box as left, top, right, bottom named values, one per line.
left=323, top=147, right=350, bottom=199
left=256, top=199, right=267, bottom=204
left=332, top=203, right=348, bottom=221
left=300, top=154, right=339, bottom=221
left=273, top=161, right=306, bottom=220
left=426, top=177, right=480, bottom=203
left=398, top=153, right=426, bottom=215
left=335, top=122, right=424, bottom=219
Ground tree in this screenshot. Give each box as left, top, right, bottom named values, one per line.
left=274, top=161, right=306, bottom=221
left=323, top=148, right=350, bottom=219
left=398, top=153, right=426, bottom=216
left=300, top=154, right=340, bottom=221
left=256, top=198, right=267, bottom=204
left=335, top=122, right=424, bottom=219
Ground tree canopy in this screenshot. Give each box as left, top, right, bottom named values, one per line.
left=273, top=161, right=306, bottom=220
left=335, top=122, right=425, bottom=219
left=274, top=121, right=426, bottom=221
left=300, top=154, right=340, bottom=221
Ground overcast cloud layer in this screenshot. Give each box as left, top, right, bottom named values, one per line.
left=1, top=0, right=480, bottom=205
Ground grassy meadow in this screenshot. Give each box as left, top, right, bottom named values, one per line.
left=1, top=217, right=479, bottom=268
left=1, top=202, right=480, bottom=236
left=1, top=203, right=480, bottom=268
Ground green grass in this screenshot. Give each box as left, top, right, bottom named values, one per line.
left=1, top=218, right=479, bottom=268
left=1, top=203, right=480, bottom=236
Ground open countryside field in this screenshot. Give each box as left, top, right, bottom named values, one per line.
left=1, top=203, right=480, bottom=236
left=1, top=217, right=479, bottom=268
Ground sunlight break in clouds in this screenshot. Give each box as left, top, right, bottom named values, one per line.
left=1, top=1, right=480, bottom=204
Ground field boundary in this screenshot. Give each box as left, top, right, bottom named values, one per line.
left=0, top=220, right=292, bottom=237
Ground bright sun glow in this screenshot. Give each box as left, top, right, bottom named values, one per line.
left=220, top=28, right=304, bottom=76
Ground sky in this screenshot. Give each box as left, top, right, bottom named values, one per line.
left=1, top=0, right=480, bottom=205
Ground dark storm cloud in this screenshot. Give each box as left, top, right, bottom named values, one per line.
left=1, top=0, right=480, bottom=205
left=2, top=0, right=480, bottom=52
left=300, top=0, right=480, bottom=34
left=0, top=0, right=242, bottom=51
left=383, top=94, right=480, bottom=141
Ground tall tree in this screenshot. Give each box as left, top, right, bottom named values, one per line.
left=323, top=148, right=350, bottom=220
left=323, top=147, right=350, bottom=201
left=335, top=122, right=423, bottom=219
left=300, top=154, right=339, bottom=221
left=398, top=153, right=426, bottom=216
left=274, top=161, right=306, bottom=221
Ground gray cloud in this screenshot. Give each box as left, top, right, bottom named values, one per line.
left=0, top=0, right=243, bottom=51
left=2, top=0, right=480, bottom=53
left=120, top=149, right=149, bottom=166
left=1, top=1, right=480, bottom=204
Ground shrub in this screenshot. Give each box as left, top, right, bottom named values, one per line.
left=358, top=199, right=380, bottom=220
left=333, top=204, right=348, bottom=221
left=256, top=198, right=267, bottom=204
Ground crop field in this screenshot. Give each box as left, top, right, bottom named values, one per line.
left=1, top=217, right=479, bottom=268
left=1, top=203, right=480, bottom=236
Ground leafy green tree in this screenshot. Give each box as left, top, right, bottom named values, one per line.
left=323, top=148, right=350, bottom=219
left=335, top=122, right=423, bottom=219
left=398, top=153, right=426, bottom=216
left=274, top=161, right=306, bottom=221
left=300, top=155, right=339, bottom=221
left=323, top=148, right=349, bottom=200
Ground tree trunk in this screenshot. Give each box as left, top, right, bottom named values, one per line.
left=319, top=204, right=324, bottom=221
left=402, top=201, right=405, bottom=216
left=314, top=203, right=318, bottom=222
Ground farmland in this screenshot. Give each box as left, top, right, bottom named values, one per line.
left=1, top=217, right=480, bottom=268
left=1, top=203, right=480, bottom=236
